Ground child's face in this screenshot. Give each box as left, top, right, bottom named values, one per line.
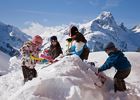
left=51, top=40, right=57, bottom=46
left=71, top=34, right=76, bottom=39
left=34, top=40, right=42, bottom=47
left=105, top=49, right=110, bottom=54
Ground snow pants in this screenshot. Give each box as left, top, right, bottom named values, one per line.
left=114, top=68, right=131, bottom=92
left=21, top=66, right=37, bottom=83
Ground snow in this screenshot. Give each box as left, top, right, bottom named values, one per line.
left=0, top=52, right=140, bottom=100
left=0, top=51, right=10, bottom=75
left=1, top=11, right=140, bottom=57
left=21, top=11, right=140, bottom=52
left=0, top=21, right=31, bottom=57
left=0, top=11, right=140, bottom=100
left=132, top=25, right=140, bottom=33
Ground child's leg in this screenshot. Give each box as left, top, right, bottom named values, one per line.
left=21, top=66, right=30, bottom=83
left=114, top=78, right=125, bottom=92
left=32, top=68, right=37, bottom=78
left=28, top=68, right=37, bottom=81
left=114, top=68, right=131, bottom=92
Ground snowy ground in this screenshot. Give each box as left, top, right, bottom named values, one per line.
left=0, top=51, right=10, bottom=75
left=0, top=52, right=140, bottom=100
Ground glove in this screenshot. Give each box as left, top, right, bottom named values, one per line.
left=66, top=52, right=72, bottom=55
left=66, top=38, right=73, bottom=43
left=59, top=54, right=64, bottom=58
left=65, top=50, right=72, bottom=55
left=44, top=49, right=49, bottom=53
left=41, top=59, right=48, bottom=64
left=94, top=67, right=99, bottom=75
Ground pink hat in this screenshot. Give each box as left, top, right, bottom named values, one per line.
left=32, top=35, right=43, bottom=45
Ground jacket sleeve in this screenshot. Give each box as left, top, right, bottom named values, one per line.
left=98, top=57, right=115, bottom=72
left=70, top=49, right=83, bottom=56
left=69, top=45, right=76, bottom=52
left=69, top=42, right=85, bottom=56
left=20, top=42, right=31, bottom=57
left=52, top=48, right=62, bottom=59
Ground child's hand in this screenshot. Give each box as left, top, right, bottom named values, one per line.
left=44, top=49, right=49, bottom=53
left=65, top=51, right=72, bottom=55
left=41, top=59, right=48, bottom=63
left=95, top=68, right=99, bottom=75
left=66, top=38, right=73, bottom=43
left=59, top=54, right=64, bottom=58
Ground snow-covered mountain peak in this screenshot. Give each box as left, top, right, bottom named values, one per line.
left=94, top=11, right=117, bottom=28
left=96, top=11, right=113, bottom=20
left=79, top=11, right=118, bottom=33
left=132, top=25, right=140, bottom=33
left=78, top=12, right=140, bottom=51
left=0, top=21, right=31, bottom=56
left=119, top=22, right=128, bottom=32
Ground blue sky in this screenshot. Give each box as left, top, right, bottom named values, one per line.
left=0, top=0, right=140, bottom=28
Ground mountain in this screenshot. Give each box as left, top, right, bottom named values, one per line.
left=78, top=11, right=140, bottom=51
left=0, top=22, right=31, bottom=56
left=39, top=11, right=140, bottom=52
left=131, top=25, right=140, bottom=33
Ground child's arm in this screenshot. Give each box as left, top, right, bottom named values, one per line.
left=68, top=42, right=85, bottom=56
left=98, top=57, right=115, bottom=72
left=20, top=42, right=31, bottom=57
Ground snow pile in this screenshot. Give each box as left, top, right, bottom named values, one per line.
left=0, top=52, right=140, bottom=100
left=0, top=51, right=10, bottom=75
left=7, top=55, right=105, bottom=100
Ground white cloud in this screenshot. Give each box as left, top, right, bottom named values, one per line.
left=21, top=22, right=68, bottom=38
left=22, top=22, right=48, bottom=37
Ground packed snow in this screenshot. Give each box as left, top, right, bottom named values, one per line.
left=0, top=52, right=140, bottom=100
left=0, top=51, right=10, bottom=75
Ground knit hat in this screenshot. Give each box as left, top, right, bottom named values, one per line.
left=69, top=26, right=78, bottom=37
left=50, top=36, right=57, bottom=41
left=104, top=42, right=115, bottom=51
left=32, top=35, right=43, bottom=45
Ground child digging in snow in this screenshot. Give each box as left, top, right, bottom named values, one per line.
left=20, top=35, right=43, bottom=83
left=96, top=42, right=131, bottom=92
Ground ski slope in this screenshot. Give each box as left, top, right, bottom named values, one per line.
left=0, top=52, right=140, bottom=100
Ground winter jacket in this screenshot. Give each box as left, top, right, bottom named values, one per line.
left=20, top=41, right=40, bottom=69
left=47, top=42, right=63, bottom=59
left=69, top=32, right=88, bottom=59
left=98, top=50, right=131, bottom=72
left=69, top=41, right=85, bottom=56
left=75, top=32, right=87, bottom=43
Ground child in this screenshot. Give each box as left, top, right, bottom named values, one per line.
left=41, top=36, right=63, bottom=61
left=20, top=35, right=43, bottom=83
left=67, top=26, right=89, bottom=60
left=97, top=42, right=131, bottom=92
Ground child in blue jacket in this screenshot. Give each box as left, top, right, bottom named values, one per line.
left=67, top=26, right=89, bottom=60
left=97, top=42, right=131, bottom=92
